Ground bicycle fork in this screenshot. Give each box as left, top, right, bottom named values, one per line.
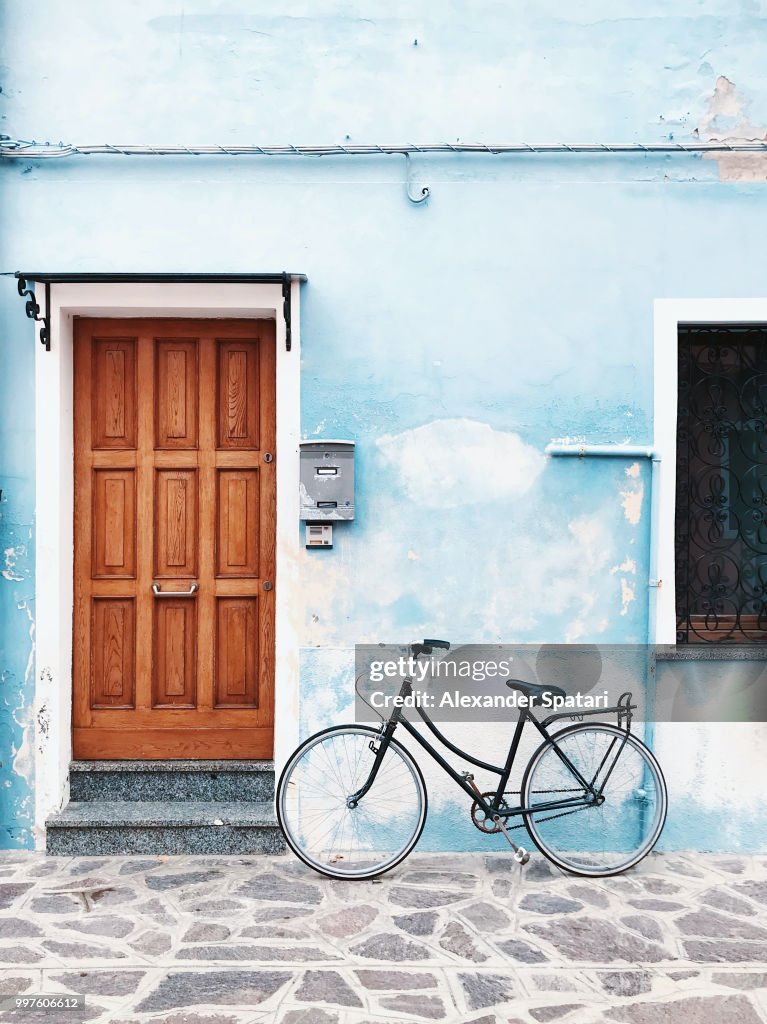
left=346, top=721, right=393, bottom=808
left=463, top=773, right=530, bottom=865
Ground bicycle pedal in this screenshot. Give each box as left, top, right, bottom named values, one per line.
left=514, top=848, right=530, bottom=865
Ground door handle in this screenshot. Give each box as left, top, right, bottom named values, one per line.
left=152, top=583, right=199, bottom=597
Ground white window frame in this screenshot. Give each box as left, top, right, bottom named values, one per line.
left=33, top=282, right=301, bottom=846
left=653, top=298, right=767, bottom=644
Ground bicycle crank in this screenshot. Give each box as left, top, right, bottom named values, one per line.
left=465, top=776, right=529, bottom=863
left=493, top=815, right=530, bottom=865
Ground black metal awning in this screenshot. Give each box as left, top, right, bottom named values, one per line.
left=14, top=271, right=307, bottom=351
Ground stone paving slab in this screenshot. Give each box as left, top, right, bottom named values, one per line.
left=0, top=851, right=765, bottom=1023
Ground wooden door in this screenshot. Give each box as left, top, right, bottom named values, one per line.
left=73, top=318, right=276, bottom=759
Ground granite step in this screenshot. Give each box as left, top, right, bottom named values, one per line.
left=69, top=760, right=276, bottom=802
left=45, top=800, right=286, bottom=856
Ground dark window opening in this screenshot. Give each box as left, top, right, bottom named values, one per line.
left=676, top=324, right=767, bottom=643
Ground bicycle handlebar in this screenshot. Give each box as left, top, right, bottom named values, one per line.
left=411, top=638, right=451, bottom=659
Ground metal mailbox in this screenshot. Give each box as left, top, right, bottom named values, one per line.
left=299, top=440, right=355, bottom=522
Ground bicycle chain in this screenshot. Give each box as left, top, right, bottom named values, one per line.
left=470, top=789, right=597, bottom=831
left=505, top=803, right=596, bottom=830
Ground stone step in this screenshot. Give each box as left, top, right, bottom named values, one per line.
left=45, top=800, right=286, bottom=856
left=68, top=760, right=276, bottom=803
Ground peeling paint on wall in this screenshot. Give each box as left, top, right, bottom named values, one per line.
left=619, top=578, right=636, bottom=616
left=11, top=704, right=33, bottom=800
left=611, top=557, right=637, bottom=575
left=699, top=75, right=767, bottom=182
left=36, top=674, right=52, bottom=755
left=620, top=480, right=644, bottom=526
left=8, top=597, right=35, bottom=842
left=2, top=548, right=24, bottom=583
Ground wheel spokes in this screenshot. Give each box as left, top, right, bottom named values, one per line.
left=279, top=728, right=426, bottom=878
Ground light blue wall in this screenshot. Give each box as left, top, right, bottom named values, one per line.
left=2, top=1, right=767, bottom=849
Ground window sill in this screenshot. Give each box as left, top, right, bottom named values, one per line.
left=656, top=645, right=767, bottom=662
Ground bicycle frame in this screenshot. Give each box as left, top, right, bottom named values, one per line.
left=348, top=676, right=636, bottom=824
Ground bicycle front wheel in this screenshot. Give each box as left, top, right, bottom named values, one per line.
left=276, top=725, right=428, bottom=880
left=522, top=723, right=667, bottom=877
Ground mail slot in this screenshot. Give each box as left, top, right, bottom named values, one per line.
left=299, top=440, right=355, bottom=521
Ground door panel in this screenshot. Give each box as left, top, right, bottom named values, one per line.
left=153, top=601, right=197, bottom=707
left=217, top=470, right=260, bottom=577
left=218, top=341, right=261, bottom=448
left=154, top=470, right=198, bottom=578
left=92, top=470, right=136, bottom=578
left=216, top=598, right=259, bottom=707
left=91, top=598, right=136, bottom=709
left=155, top=339, right=198, bottom=449
left=73, top=318, right=276, bottom=759
left=91, top=338, right=137, bottom=449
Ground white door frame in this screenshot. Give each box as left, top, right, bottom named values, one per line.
left=33, top=282, right=301, bottom=846
left=653, top=298, right=767, bottom=644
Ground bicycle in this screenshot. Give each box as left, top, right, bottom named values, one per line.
left=276, top=639, right=667, bottom=879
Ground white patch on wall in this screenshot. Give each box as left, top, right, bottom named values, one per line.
left=655, top=722, right=767, bottom=814
left=620, top=480, right=644, bottom=525
left=611, top=558, right=637, bottom=575
left=302, top=648, right=357, bottom=736
left=2, top=547, right=24, bottom=582
left=483, top=512, right=616, bottom=643
left=619, top=578, right=635, bottom=616
left=376, top=419, right=544, bottom=509
left=12, top=600, right=36, bottom=796
left=547, top=516, right=613, bottom=643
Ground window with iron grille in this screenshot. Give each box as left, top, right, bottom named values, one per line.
left=676, top=324, right=767, bottom=643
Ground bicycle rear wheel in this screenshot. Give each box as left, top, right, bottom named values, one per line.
left=521, top=723, right=667, bottom=877
left=276, top=725, right=428, bottom=880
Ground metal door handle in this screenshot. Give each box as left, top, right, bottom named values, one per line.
left=152, top=583, right=199, bottom=597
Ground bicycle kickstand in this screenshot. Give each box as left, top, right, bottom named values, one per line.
left=492, top=814, right=530, bottom=866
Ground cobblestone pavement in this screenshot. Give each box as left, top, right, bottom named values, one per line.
left=0, top=850, right=766, bottom=1023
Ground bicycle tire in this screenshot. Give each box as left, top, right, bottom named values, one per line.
left=521, top=723, right=667, bottom=877
left=276, top=724, right=430, bottom=884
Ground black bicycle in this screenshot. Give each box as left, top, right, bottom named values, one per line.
left=276, top=639, right=667, bottom=879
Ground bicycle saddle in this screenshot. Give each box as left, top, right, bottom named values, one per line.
left=505, top=679, right=567, bottom=705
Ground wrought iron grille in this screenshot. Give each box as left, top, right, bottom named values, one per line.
left=676, top=325, right=767, bottom=643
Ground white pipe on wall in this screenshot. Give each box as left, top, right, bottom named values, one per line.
left=546, top=443, right=656, bottom=459
left=546, top=442, right=661, bottom=744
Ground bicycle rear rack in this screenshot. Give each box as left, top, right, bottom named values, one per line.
left=539, top=691, right=636, bottom=732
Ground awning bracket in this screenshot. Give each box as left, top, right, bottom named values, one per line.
left=13, top=271, right=306, bottom=353
left=17, top=275, right=50, bottom=351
